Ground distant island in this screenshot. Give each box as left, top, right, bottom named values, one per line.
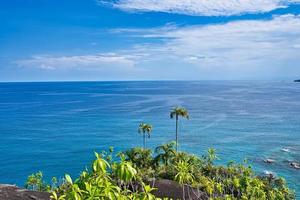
left=294, top=79, right=300, bottom=82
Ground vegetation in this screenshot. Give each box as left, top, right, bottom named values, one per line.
left=25, top=144, right=295, bottom=200
left=138, top=123, right=153, bottom=149
left=24, top=107, right=295, bottom=199
left=25, top=171, right=51, bottom=191
left=170, top=106, right=189, bottom=151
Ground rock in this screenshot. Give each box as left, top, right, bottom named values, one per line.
left=0, top=184, right=50, bottom=200
left=281, top=148, right=290, bottom=153
left=294, top=79, right=300, bottom=82
left=0, top=180, right=209, bottom=200
left=264, top=158, right=276, bottom=163
left=290, top=162, right=300, bottom=169
left=150, top=179, right=208, bottom=200
left=264, top=170, right=275, bottom=176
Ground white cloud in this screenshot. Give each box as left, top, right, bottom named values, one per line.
left=100, top=0, right=300, bottom=16
left=15, top=53, right=138, bottom=71
left=15, top=15, right=300, bottom=79
left=112, top=14, right=300, bottom=79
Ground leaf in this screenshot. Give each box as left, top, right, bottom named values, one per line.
left=65, top=174, right=73, bottom=184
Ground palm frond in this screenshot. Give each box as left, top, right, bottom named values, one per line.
left=170, top=106, right=190, bottom=119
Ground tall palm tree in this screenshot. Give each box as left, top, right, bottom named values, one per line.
left=170, top=106, right=189, bottom=151
left=138, top=123, right=152, bottom=149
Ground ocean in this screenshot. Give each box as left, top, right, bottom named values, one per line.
left=0, top=81, right=299, bottom=195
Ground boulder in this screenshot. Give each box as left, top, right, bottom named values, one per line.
left=150, top=179, right=208, bottom=200
left=290, top=162, right=300, bottom=169
left=0, top=184, right=50, bottom=200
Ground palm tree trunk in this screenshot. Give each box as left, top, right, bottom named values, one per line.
left=176, top=115, right=178, bottom=151
left=143, top=133, right=146, bottom=149
left=182, top=185, right=185, bottom=200
left=145, top=133, right=147, bottom=149
left=165, top=156, right=168, bottom=166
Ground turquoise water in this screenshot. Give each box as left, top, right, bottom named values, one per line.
left=0, top=81, right=299, bottom=195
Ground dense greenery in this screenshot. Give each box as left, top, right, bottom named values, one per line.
left=25, top=144, right=295, bottom=200
left=25, top=107, right=295, bottom=199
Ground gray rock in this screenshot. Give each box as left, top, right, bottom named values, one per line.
left=0, top=184, right=50, bottom=200
left=264, top=158, right=276, bottom=163
left=290, top=162, right=300, bottom=169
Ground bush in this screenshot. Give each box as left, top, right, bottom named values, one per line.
left=26, top=144, right=295, bottom=200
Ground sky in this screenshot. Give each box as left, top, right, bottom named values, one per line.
left=1, top=0, right=300, bottom=81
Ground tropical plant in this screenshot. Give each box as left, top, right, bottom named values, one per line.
left=138, top=122, right=153, bottom=149
left=139, top=182, right=157, bottom=200
left=170, top=106, right=189, bottom=151
left=25, top=171, right=51, bottom=191
left=207, top=148, right=218, bottom=165
left=47, top=152, right=159, bottom=200
left=25, top=145, right=295, bottom=200
left=175, top=160, right=195, bottom=200
left=93, top=152, right=110, bottom=174
left=115, top=157, right=137, bottom=184
left=154, top=142, right=176, bottom=167
left=125, top=147, right=153, bottom=169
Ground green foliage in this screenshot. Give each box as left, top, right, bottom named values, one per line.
left=115, top=159, right=137, bottom=183
left=26, top=145, right=295, bottom=200
left=207, top=148, right=218, bottom=165
left=139, top=182, right=157, bottom=200
left=154, top=141, right=176, bottom=167
left=48, top=152, right=158, bottom=200
left=174, top=160, right=194, bottom=185
left=25, top=171, right=54, bottom=192
left=124, top=147, right=156, bottom=180
left=125, top=147, right=153, bottom=169
left=24, top=107, right=295, bottom=200
left=93, top=152, right=110, bottom=173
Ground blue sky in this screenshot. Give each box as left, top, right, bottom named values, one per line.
left=1, top=0, right=300, bottom=81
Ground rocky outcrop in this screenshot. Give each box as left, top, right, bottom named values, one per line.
left=0, top=184, right=50, bottom=200
left=264, top=158, right=276, bottom=163
left=151, top=179, right=208, bottom=200
left=290, top=162, right=300, bottom=169
left=0, top=180, right=209, bottom=200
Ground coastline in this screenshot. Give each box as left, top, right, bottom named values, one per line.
left=0, top=81, right=299, bottom=196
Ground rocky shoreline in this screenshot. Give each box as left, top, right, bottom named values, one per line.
left=0, top=179, right=208, bottom=200
left=0, top=184, right=50, bottom=200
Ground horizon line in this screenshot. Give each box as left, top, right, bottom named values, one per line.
left=0, top=79, right=297, bottom=84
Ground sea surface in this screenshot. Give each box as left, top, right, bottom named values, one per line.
left=0, top=81, right=299, bottom=195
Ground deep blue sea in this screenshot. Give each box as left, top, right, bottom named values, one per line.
left=0, top=81, right=299, bottom=195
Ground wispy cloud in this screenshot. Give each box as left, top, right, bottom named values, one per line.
left=100, top=0, right=300, bottom=16
left=15, top=15, right=300, bottom=79
left=112, top=14, right=300, bottom=79
left=15, top=53, right=139, bottom=71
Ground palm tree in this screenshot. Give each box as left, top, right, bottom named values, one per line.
left=170, top=106, right=189, bottom=151
left=124, top=147, right=153, bottom=168
left=138, top=123, right=152, bottom=149
left=154, top=142, right=176, bottom=166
